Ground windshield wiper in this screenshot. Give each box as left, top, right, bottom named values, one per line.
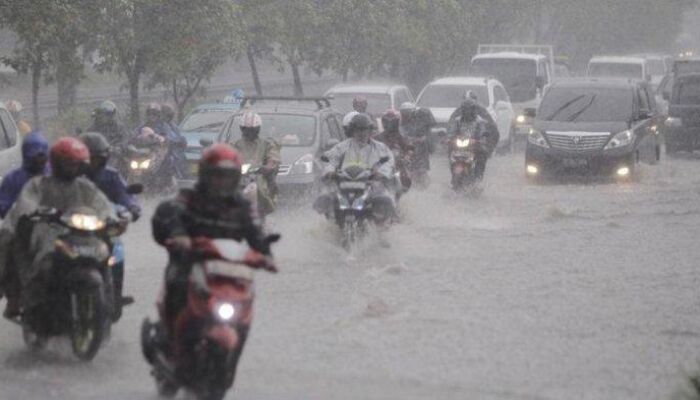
left=190, top=122, right=223, bottom=132
left=545, top=95, right=587, bottom=121
left=566, top=94, right=597, bottom=122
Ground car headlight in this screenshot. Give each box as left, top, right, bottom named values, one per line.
left=215, top=302, right=235, bottom=321
left=527, top=129, right=549, bottom=148
left=241, top=163, right=252, bottom=175
left=130, top=160, right=139, bottom=170
left=455, top=138, right=470, bottom=148
left=515, top=114, right=527, bottom=124
left=338, top=194, right=350, bottom=210
left=65, top=213, right=106, bottom=231
left=291, top=154, right=314, bottom=175
left=665, top=117, right=682, bottom=128
left=604, top=130, right=633, bottom=150
left=140, top=159, right=151, bottom=169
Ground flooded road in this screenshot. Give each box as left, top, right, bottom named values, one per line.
left=1, top=152, right=699, bottom=400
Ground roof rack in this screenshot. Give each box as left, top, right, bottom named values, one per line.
left=240, top=96, right=331, bottom=110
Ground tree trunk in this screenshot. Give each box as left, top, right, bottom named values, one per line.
left=247, top=44, right=263, bottom=96
left=55, top=48, right=81, bottom=114
left=128, top=72, right=140, bottom=126
left=290, top=60, right=303, bottom=97
left=31, top=57, right=42, bottom=128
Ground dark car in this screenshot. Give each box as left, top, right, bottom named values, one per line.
left=525, top=78, right=661, bottom=181
left=664, top=73, right=700, bottom=153
left=217, top=97, right=345, bottom=195
left=176, top=102, right=240, bottom=186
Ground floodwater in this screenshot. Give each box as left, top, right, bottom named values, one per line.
left=1, top=152, right=699, bottom=400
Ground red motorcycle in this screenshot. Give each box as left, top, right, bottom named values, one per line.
left=141, top=236, right=278, bottom=400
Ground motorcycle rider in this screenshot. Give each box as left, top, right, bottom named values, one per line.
left=399, top=102, right=434, bottom=184
left=0, top=137, right=113, bottom=317
left=5, top=100, right=32, bottom=136
left=448, top=98, right=499, bottom=180
left=160, top=104, right=187, bottom=179
left=151, top=143, right=274, bottom=348
left=448, top=91, right=499, bottom=137
left=87, top=100, right=129, bottom=147
left=232, top=111, right=280, bottom=217
left=0, top=130, right=49, bottom=318
left=353, top=96, right=368, bottom=113
left=374, top=109, right=413, bottom=193
left=342, top=111, right=360, bottom=138
left=313, top=113, right=396, bottom=224
left=80, top=132, right=141, bottom=316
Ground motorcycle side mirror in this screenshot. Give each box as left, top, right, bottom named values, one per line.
left=379, top=156, right=390, bottom=164
left=320, top=155, right=330, bottom=163
left=264, top=233, right=281, bottom=244
left=200, top=138, right=213, bottom=147
left=126, top=183, right=144, bottom=195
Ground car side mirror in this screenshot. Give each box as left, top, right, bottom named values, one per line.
left=126, top=183, right=144, bottom=195
left=524, top=108, right=537, bottom=118
left=379, top=156, right=390, bottom=164
left=199, top=138, right=213, bottom=147
left=320, top=155, right=330, bottom=163
left=325, top=138, right=339, bottom=150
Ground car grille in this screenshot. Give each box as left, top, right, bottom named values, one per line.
left=545, top=132, right=610, bottom=152
left=278, top=165, right=291, bottom=175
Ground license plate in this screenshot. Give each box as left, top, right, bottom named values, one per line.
left=206, top=260, right=255, bottom=281
left=339, top=181, right=367, bottom=190
left=563, top=158, right=587, bottom=168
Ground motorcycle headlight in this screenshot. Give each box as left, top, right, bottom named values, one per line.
left=140, top=159, right=151, bottom=169
left=215, top=302, right=235, bottom=322
left=291, top=154, right=314, bottom=175
left=528, top=129, right=549, bottom=148
left=65, top=213, right=106, bottom=231
left=455, top=138, right=470, bottom=148
left=351, top=196, right=366, bottom=210
left=241, top=163, right=252, bottom=175
left=130, top=160, right=139, bottom=170
left=515, top=114, right=527, bottom=124
left=604, top=129, right=633, bottom=150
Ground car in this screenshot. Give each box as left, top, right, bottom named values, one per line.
left=0, top=102, right=22, bottom=183
left=177, top=102, right=241, bottom=185
left=324, top=84, right=414, bottom=118
left=415, top=76, right=515, bottom=151
left=471, top=45, right=557, bottom=142
left=216, top=97, right=345, bottom=196
left=631, top=54, right=670, bottom=90
left=655, top=57, right=700, bottom=116
left=664, top=73, right=700, bottom=154
left=525, top=78, right=661, bottom=181
left=587, top=56, right=658, bottom=83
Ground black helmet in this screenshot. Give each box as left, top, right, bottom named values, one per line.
left=460, top=98, right=478, bottom=121
left=79, top=132, right=111, bottom=174
left=348, top=113, right=375, bottom=133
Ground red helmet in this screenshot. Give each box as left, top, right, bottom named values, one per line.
left=381, top=109, right=400, bottom=132
left=198, top=144, right=242, bottom=198
left=352, top=96, right=368, bottom=112
left=50, top=137, right=90, bottom=181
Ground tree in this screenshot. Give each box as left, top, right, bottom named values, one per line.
left=147, top=0, right=243, bottom=121
left=95, top=0, right=159, bottom=125
left=236, top=0, right=280, bottom=96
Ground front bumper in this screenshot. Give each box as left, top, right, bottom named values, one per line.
left=525, top=143, right=635, bottom=177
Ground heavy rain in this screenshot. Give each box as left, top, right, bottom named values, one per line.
left=0, top=1, right=700, bottom=399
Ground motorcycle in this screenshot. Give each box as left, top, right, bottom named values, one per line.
left=407, top=136, right=431, bottom=189
left=14, top=207, right=130, bottom=360
left=141, top=236, right=279, bottom=400
left=125, top=136, right=184, bottom=194
left=240, top=163, right=276, bottom=224
left=449, top=134, right=483, bottom=191
left=321, top=155, right=390, bottom=248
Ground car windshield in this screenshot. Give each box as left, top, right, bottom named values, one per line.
left=180, top=110, right=233, bottom=133
left=538, top=86, right=634, bottom=122
left=417, top=84, right=488, bottom=108
left=471, top=58, right=537, bottom=103
left=225, top=113, right=316, bottom=147
left=674, top=79, right=700, bottom=104
left=588, top=62, right=643, bottom=79
left=329, top=93, right=392, bottom=115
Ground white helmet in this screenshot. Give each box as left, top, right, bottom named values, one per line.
left=239, top=111, right=262, bottom=128
left=5, top=100, right=22, bottom=114
left=399, top=102, right=416, bottom=112
left=342, top=111, right=360, bottom=128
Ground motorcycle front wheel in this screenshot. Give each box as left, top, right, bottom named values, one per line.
left=341, top=215, right=360, bottom=249
left=70, top=285, right=107, bottom=361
